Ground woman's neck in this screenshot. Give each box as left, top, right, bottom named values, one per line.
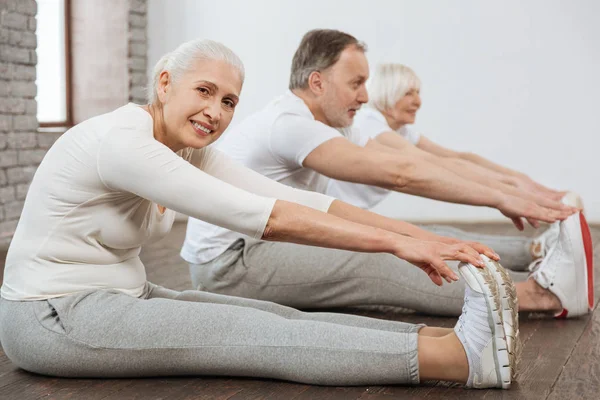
left=380, top=109, right=404, bottom=131
left=142, top=104, right=184, bottom=152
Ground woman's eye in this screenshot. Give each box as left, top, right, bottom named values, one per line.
left=223, top=99, right=235, bottom=108
left=197, top=87, right=210, bottom=95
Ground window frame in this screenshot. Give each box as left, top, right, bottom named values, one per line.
left=38, top=0, right=73, bottom=129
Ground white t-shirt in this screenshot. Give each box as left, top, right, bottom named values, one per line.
left=325, top=108, right=423, bottom=209
left=1, top=103, right=333, bottom=301
left=181, top=91, right=367, bottom=264
left=353, top=107, right=422, bottom=145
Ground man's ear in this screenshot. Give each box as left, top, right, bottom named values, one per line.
left=157, top=70, right=172, bottom=102
left=307, top=70, right=325, bottom=96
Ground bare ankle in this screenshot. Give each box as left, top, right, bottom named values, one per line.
left=517, top=278, right=561, bottom=312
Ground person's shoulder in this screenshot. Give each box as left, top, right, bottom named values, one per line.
left=111, top=103, right=153, bottom=131
left=362, top=107, right=386, bottom=121
left=355, top=107, right=386, bottom=126
left=273, top=91, right=314, bottom=119
left=78, top=103, right=152, bottom=137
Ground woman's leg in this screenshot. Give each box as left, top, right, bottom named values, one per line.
left=147, top=283, right=424, bottom=334
left=0, top=275, right=513, bottom=388
left=0, top=288, right=421, bottom=385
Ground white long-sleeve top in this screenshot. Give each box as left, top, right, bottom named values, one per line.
left=0, top=104, right=334, bottom=301
left=181, top=91, right=372, bottom=265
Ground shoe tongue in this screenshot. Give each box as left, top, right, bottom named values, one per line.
left=530, top=234, right=562, bottom=288
left=527, top=258, right=544, bottom=273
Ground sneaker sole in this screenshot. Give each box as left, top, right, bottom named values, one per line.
left=459, top=263, right=512, bottom=389
left=483, top=256, right=521, bottom=380
left=555, top=212, right=594, bottom=318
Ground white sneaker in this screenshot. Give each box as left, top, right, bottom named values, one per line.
left=531, top=212, right=594, bottom=318
left=561, top=191, right=585, bottom=213
left=484, top=255, right=521, bottom=380
left=454, top=263, right=513, bottom=389
left=529, top=222, right=560, bottom=261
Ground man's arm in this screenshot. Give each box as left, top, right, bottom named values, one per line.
left=303, top=137, right=573, bottom=227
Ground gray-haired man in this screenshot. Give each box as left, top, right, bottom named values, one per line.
left=181, top=29, right=590, bottom=322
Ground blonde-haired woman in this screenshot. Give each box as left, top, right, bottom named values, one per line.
left=0, top=41, right=515, bottom=388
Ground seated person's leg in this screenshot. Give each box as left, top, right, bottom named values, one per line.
left=0, top=268, right=516, bottom=389
left=422, top=224, right=558, bottom=271
left=191, top=238, right=469, bottom=316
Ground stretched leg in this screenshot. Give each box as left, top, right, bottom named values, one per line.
left=191, top=239, right=559, bottom=316
left=192, top=239, right=534, bottom=316
left=0, top=288, right=423, bottom=385
left=421, top=225, right=535, bottom=270
left=147, top=283, right=423, bottom=334
left=0, top=277, right=516, bottom=388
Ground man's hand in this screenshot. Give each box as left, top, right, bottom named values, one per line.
left=497, top=194, right=575, bottom=230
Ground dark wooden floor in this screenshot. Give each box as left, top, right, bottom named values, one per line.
left=0, top=221, right=598, bottom=399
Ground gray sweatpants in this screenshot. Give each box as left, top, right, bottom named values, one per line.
left=190, top=226, right=533, bottom=316
left=0, top=282, right=423, bottom=384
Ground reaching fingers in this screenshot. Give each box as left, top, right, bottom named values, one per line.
left=429, top=257, right=459, bottom=283
left=512, top=217, right=525, bottom=231
left=545, top=207, right=575, bottom=222
left=425, top=266, right=444, bottom=286
left=466, top=242, right=500, bottom=261
left=526, top=217, right=540, bottom=229
left=443, top=244, right=484, bottom=268
left=524, top=204, right=570, bottom=224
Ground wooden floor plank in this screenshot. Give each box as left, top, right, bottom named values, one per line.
left=288, top=385, right=369, bottom=400
left=546, top=304, right=600, bottom=399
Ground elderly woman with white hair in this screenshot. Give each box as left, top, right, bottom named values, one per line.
left=347, top=63, right=581, bottom=210
left=326, top=62, right=593, bottom=319
left=0, top=39, right=519, bottom=388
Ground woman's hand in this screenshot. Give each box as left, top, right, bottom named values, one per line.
left=393, top=238, right=487, bottom=286
left=438, top=236, right=500, bottom=262
left=510, top=175, right=567, bottom=202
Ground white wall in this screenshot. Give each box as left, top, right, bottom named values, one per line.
left=148, top=0, right=600, bottom=222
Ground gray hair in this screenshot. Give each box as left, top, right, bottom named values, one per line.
left=289, top=29, right=367, bottom=90
left=147, top=39, right=245, bottom=104
left=369, top=63, right=421, bottom=112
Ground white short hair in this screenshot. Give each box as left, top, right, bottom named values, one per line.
left=147, top=39, right=245, bottom=104
left=368, top=64, right=421, bottom=112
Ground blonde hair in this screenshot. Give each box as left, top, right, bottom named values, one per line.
left=147, top=39, right=245, bottom=103
left=368, top=64, right=421, bottom=112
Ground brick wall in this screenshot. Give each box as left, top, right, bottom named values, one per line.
left=0, top=0, right=58, bottom=249
left=128, top=0, right=147, bottom=104
left=0, top=0, right=148, bottom=249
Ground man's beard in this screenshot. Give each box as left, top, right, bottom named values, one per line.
left=321, top=94, right=352, bottom=128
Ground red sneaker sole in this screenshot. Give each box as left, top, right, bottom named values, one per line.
left=580, top=213, right=594, bottom=310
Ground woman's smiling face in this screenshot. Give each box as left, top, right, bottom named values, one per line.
left=157, top=58, right=242, bottom=150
